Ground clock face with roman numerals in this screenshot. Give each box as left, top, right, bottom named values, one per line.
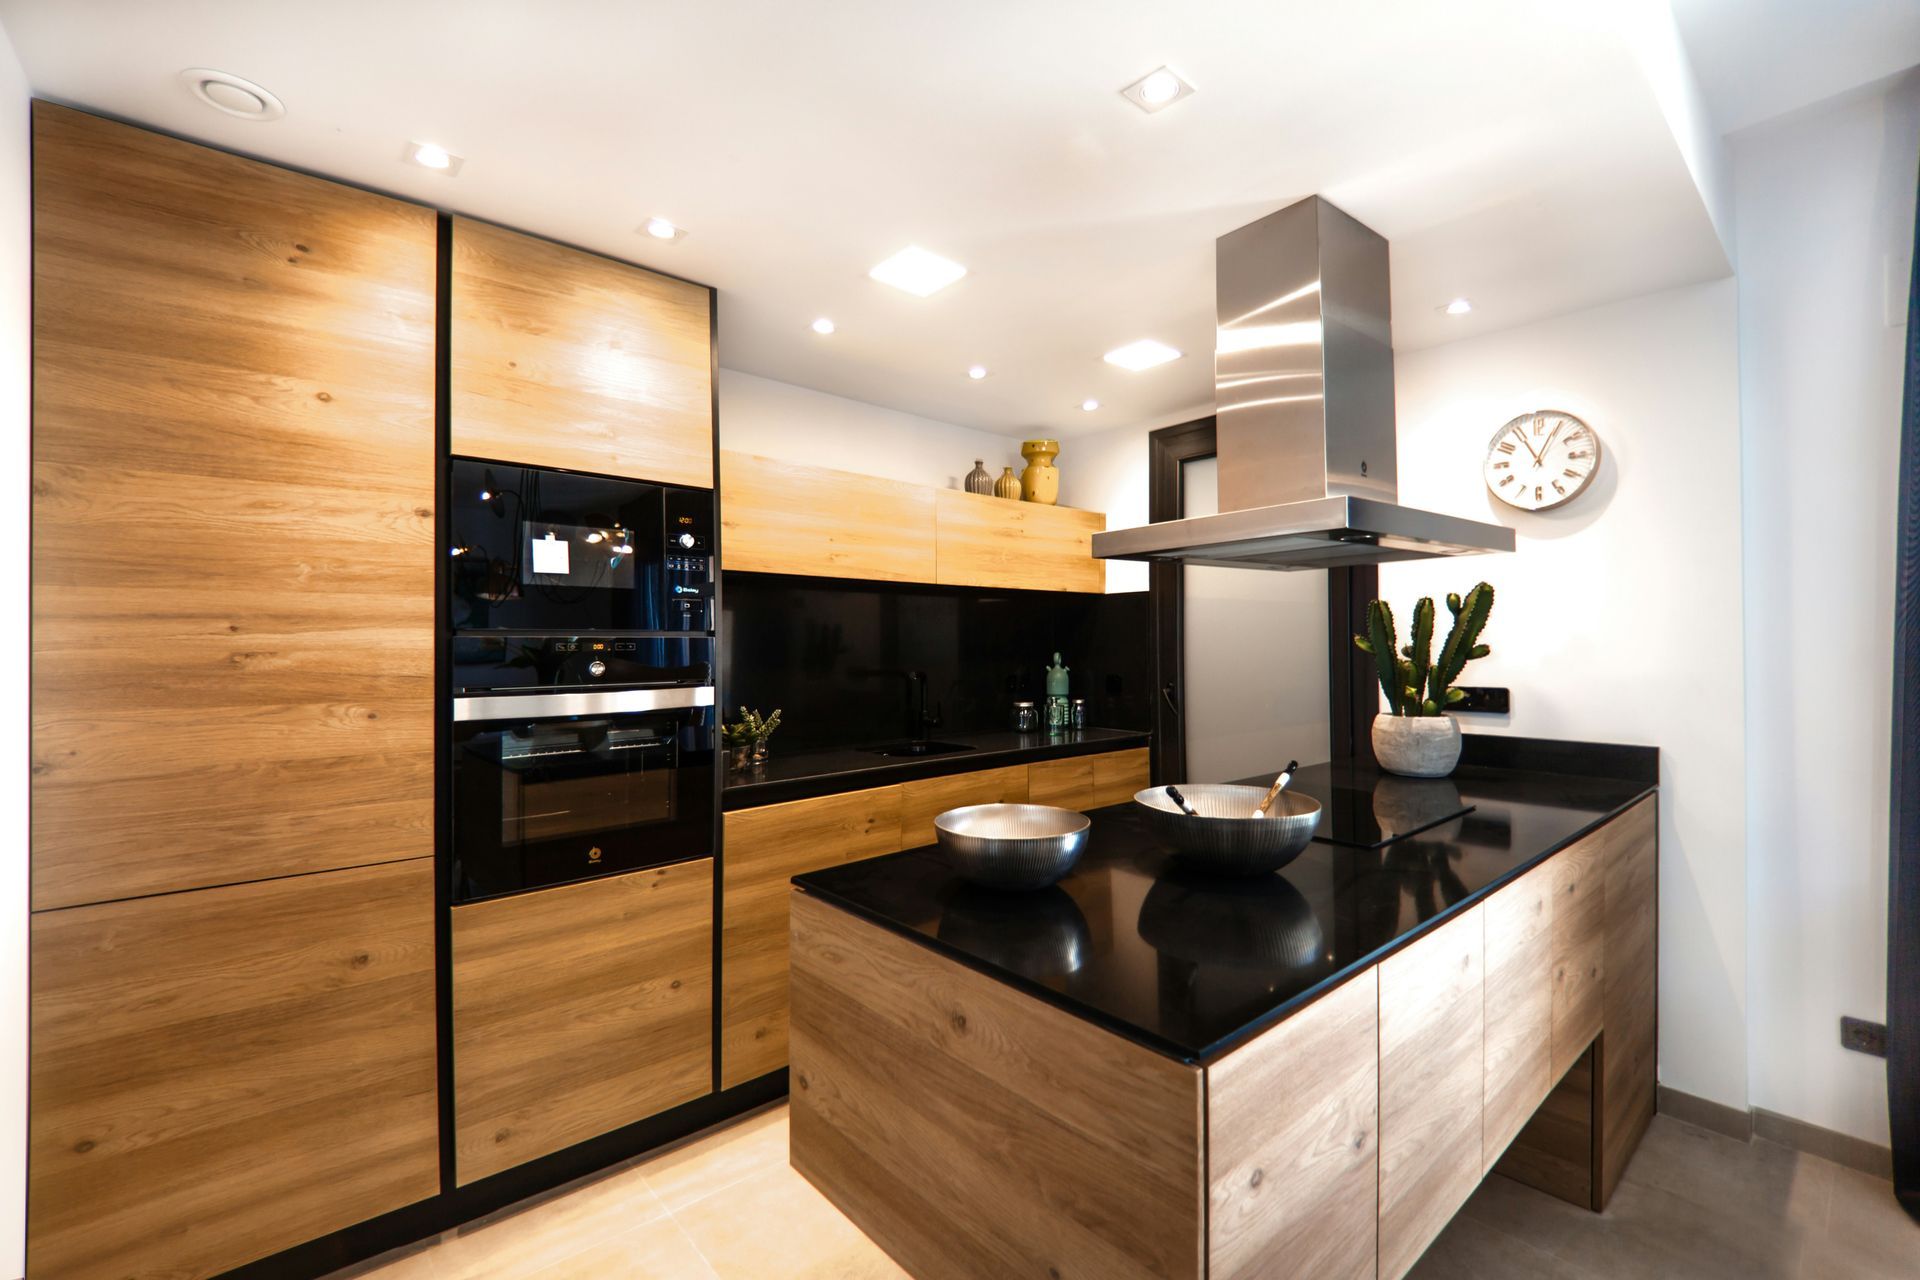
left=1484, top=410, right=1601, bottom=511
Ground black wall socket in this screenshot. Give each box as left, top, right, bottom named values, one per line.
left=1452, top=686, right=1511, bottom=714
left=1841, top=1016, right=1888, bottom=1057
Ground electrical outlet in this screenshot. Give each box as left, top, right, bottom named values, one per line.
left=1841, top=1016, right=1887, bottom=1058
left=1452, top=686, right=1510, bottom=714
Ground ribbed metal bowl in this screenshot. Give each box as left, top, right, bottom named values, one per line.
left=1133, top=783, right=1322, bottom=876
left=934, top=803, right=1091, bottom=890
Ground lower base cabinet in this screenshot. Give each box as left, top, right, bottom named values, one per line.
left=452, top=859, right=714, bottom=1184
left=28, top=858, right=440, bottom=1280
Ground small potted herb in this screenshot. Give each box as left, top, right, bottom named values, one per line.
left=1352, top=582, right=1494, bottom=777
left=723, top=706, right=782, bottom=769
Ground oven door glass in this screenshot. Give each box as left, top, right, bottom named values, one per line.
left=452, top=707, right=714, bottom=902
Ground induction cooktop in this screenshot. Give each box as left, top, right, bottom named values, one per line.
left=1284, top=760, right=1475, bottom=849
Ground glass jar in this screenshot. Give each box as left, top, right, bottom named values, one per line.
left=1070, top=697, right=1087, bottom=731
left=1045, top=693, right=1071, bottom=734
left=1010, top=700, right=1039, bottom=733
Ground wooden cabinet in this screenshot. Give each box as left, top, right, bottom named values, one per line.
left=721, top=787, right=905, bottom=1086
left=30, top=103, right=436, bottom=910
left=720, top=451, right=935, bottom=582
left=1482, top=864, right=1555, bottom=1171
left=1208, top=972, right=1379, bottom=1280
left=1551, top=830, right=1607, bottom=1080
left=933, top=489, right=1106, bottom=592
left=1378, top=906, right=1486, bottom=1280
left=1600, top=797, right=1659, bottom=1204
left=452, top=861, right=713, bottom=1184
left=900, top=765, right=1029, bottom=849
left=28, top=859, right=439, bottom=1280
left=449, top=217, right=713, bottom=486
left=1092, top=747, right=1152, bottom=808
left=1028, top=756, right=1096, bottom=809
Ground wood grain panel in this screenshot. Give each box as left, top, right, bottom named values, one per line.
left=452, top=861, right=714, bottom=1184
left=899, top=765, right=1028, bottom=850
left=719, top=451, right=936, bottom=582
left=933, top=489, right=1106, bottom=593
left=31, top=104, right=435, bottom=909
left=790, top=891, right=1204, bottom=1280
left=1599, top=797, right=1659, bottom=1206
left=1494, top=1043, right=1596, bottom=1208
left=720, top=787, right=904, bottom=1086
left=1379, top=905, right=1486, bottom=1280
left=28, top=859, right=438, bottom=1280
left=1483, top=863, right=1555, bottom=1172
left=1091, top=747, right=1151, bottom=808
left=1208, top=972, right=1378, bottom=1280
left=1551, top=830, right=1607, bottom=1081
left=1027, top=756, right=1095, bottom=810
left=449, top=217, right=712, bottom=486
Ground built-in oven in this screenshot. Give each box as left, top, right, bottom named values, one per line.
left=450, top=634, right=716, bottom=903
left=448, top=458, right=715, bottom=633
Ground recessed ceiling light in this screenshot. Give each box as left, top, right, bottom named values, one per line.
left=1081, top=399, right=1101, bottom=412
left=643, top=217, right=684, bottom=241
left=811, top=317, right=836, bottom=335
left=1120, top=66, right=1195, bottom=114
left=179, top=68, right=285, bottom=121
left=1444, top=298, right=1473, bottom=316
left=403, top=141, right=465, bottom=175
left=869, top=246, right=967, bottom=297
left=1103, top=338, right=1183, bottom=371
left=968, top=365, right=988, bottom=380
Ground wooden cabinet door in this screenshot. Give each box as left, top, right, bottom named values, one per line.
left=933, top=489, right=1106, bottom=593
left=900, top=765, right=1029, bottom=849
left=1599, top=797, right=1658, bottom=1205
left=1091, top=748, right=1151, bottom=808
left=1028, top=756, right=1096, bottom=810
left=29, top=859, right=438, bottom=1280
left=1378, top=905, right=1486, bottom=1280
left=721, top=787, right=904, bottom=1086
left=1551, top=830, right=1607, bottom=1080
left=1483, top=864, right=1554, bottom=1171
left=452, top=860, right=713, bottom=1184
left=449, top=217, right=713, bottom=486
left=30, top=104, right=436, bottom=910
left=1208, top=971, right=1378, bottom=1280
left=719, top=451, right=935, bottom=582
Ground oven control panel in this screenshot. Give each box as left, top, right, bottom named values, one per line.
left=664, top=488, right=714, bottom=631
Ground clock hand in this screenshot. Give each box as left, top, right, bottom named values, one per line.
left=1541, top=421, right=1565, bottom=457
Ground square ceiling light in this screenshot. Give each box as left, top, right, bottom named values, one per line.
left=1120, top=66, right=1195, bottom=114
left=869, top=245, right=967, bottom=297
left=1104, top=338, right=1183, bottom=371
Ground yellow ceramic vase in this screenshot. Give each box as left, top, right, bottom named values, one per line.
left=1019, top=439, right=1060, bottom=505
left=993, top=466, right=1022, bottom=500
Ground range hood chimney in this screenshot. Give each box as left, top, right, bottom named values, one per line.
left=1093, top=196, right=1513, bottom=570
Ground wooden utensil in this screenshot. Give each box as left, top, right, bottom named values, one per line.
left=1253, top=760, right=1299, bottom=818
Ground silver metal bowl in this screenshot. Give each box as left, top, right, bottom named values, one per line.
left=1133, top=783, right=1322, bottom=876
left=934, top=803, right=1091, bottom=890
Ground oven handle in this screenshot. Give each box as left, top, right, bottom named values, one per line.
left=453, top=686, right=716, bottom=723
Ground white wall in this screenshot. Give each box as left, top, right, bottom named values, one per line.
left=1736, top=74, right=1920, bottom=1147
left=0, top=19, right=26, bottom=1278
left=1382, top=278, right=1751, bottom=1111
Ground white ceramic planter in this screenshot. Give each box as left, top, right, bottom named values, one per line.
left=1371, top=713, right=1463, bottom=778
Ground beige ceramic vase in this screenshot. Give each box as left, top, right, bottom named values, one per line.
left=1019, top=439, right=1061, bottom=505
left=993, top=466, right=1022, bottom=500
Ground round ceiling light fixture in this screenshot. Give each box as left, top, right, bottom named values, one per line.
left=179, top=69, right=285, bottom=121
left=1081, top=398, right=1101, bottom=412
left=811, top=317, right=836, bottom=335
left=967, top=365, right=988, bottom=380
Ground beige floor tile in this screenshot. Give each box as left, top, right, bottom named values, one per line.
left=1808, top=1166, right=1920, bottom=1279
left=669, top=1163, right=909, bottom=1280
left=639, top=1103, right=790, bottom=1213
left=421, top=1166, right=672, bottom=1279
left=524, top=1218, right=720, bottom=1280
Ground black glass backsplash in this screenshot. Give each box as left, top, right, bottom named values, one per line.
left=721, top=573, right=1153, bottom=750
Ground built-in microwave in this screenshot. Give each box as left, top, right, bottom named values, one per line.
left=448, top=458, right=714, bottom=633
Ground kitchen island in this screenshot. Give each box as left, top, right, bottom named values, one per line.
left=787, top=745, right=1659, bottom=1280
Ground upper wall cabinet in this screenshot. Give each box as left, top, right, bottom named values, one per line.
left=30, top=104, right=437, bottom=910
left=449, top=218, right=714, bottom=486
left=720, top=451, right=935, bottom=582
left=934, top=489, right=1105, bottom=593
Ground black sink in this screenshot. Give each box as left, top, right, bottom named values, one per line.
left=867, top=741, right=978, bottom=758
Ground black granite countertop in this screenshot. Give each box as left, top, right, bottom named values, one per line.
left=722, top=727, right=1152, bottom=809
left=793, top=748, right=1657, bottom=1064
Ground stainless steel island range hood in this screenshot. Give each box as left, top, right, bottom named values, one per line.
left=1093, top=196, right=1513, bottom=570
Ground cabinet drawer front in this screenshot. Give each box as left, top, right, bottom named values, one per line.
left=1092, top=747, right=1151, bottom=808
left=1028, top=757, right=1096, bottom=810
left=933, top=489, right=1106, bottom=593
left=1551, top=832, right=1607, bottom=1080
left=1378, top=905, right=1486, bottom=1280
left=453, top=860, right=715, bottom=1184
left=900, top=765, right=1029, bottom=850
left=449, top=217, right=713, bottom=487
left=29, top=859, right=439, bottom=1280
left=1483, top=865, right=1555, bottom=1171
left=720, top=451, right=935, bottom=582
left=721, top=787, right=904, bottom=1086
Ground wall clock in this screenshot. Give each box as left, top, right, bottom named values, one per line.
left=1484, top=409, right=1600, bottom=511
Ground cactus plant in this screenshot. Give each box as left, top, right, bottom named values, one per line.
left=722, top=706, right=782, bottom=748
left=1353, top=582, right=1495, bottom=716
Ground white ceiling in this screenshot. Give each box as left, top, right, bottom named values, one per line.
left=0, top=1, right=1760, bottom=439
left=1671, top=0, right=1920, bottom=136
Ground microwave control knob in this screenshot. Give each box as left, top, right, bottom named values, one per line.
left=588, top=660, right=607, bottom=677
left=677, top=532, right=697, bottom=549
